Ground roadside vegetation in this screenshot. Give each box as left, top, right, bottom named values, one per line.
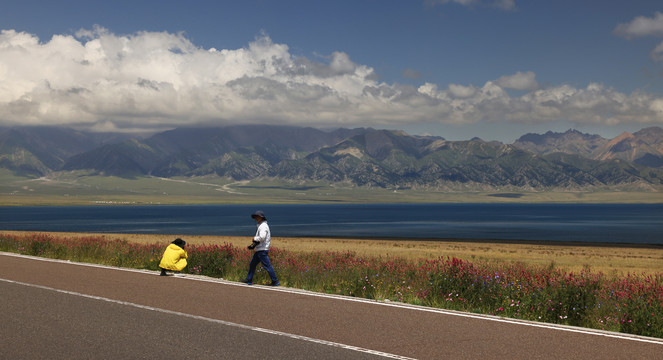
left=2, top=232, right=661, bottom=338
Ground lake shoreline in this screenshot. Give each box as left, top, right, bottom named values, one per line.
left=3, top=203, right=660, bottom=245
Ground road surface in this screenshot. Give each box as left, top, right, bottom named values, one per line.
left=1, top=253, right=661, bottom=359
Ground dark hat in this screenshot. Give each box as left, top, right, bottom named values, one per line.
left=172, top=238, right=186, bottom=247
left=251, top=210, right=267, bottom=220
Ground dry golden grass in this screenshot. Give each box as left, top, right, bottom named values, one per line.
left=4, top=231, right=662, bottom=277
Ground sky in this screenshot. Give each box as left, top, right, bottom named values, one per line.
left=2, top=1, right=663, bottom=142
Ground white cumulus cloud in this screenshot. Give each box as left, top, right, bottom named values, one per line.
left=614, top=12, right=663, bottom=63
left=495, top=71, right=538, bottom=91
left=614, top=12, right=663, bottom=39
left=0, top=27, right=662, bottom=133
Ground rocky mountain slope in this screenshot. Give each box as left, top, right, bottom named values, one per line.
left=513, top=127, right=663, bottom=167
left=2, top=125, right=663, bottom=190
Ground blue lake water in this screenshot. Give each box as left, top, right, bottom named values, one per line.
left=0, top=203, right=661, bottom=245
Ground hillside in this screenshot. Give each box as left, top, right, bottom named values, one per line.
left=2, top=125, right=663, bottom=190
left=0, top=126, right=134, bottom=177
left=513, top=127, right=663, bottom=167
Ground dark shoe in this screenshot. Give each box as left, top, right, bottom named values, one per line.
left=160, top=269, right=168, bottom=276
left=270, top=281, right=280, bottom=286
left=240, top=279, right=252, bottom=285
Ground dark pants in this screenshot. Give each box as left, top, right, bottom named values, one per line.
left=246, top=250, right=278, bottom=282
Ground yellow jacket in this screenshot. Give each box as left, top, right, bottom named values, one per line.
left=159, top=244, right=188, bottom=271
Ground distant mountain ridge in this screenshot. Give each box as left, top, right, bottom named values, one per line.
left=512, top=127, right=663, bottom=167
left=62, top=125, right=368, bottom=177
left=0, top=126, right=134, bottom=176
left=2, top=124, right=663, bottom=190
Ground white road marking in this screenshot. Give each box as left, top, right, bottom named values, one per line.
left=3, top=252, right=663, bottom=347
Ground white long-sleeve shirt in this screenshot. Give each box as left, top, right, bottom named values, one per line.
left=253, top=221, right=271, bottom=251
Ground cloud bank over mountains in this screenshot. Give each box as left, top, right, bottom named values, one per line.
left=1, top=26, right=662, bottom=134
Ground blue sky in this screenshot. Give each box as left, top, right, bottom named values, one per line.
left=1, top=0, right=663, bottom=142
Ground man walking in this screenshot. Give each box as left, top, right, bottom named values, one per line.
left=241, top=210, right=280, bottom=286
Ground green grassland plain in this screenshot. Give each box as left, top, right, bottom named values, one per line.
left=2, top=170, right=663, bottom=205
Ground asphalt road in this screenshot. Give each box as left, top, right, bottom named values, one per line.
left=1, top=253, right=662, bottom=359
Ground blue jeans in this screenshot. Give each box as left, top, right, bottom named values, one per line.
left=246, top=250, right=278, bottom=282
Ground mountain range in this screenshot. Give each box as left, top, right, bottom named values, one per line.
left=2, top=124, right=663, bottom=190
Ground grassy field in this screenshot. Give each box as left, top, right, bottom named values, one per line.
left=4, top=231, right=661, bottom=277
left=2, top=170, right=663, bottom=205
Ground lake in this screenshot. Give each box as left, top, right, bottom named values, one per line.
left=0, top=203, right=661, bottom=245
